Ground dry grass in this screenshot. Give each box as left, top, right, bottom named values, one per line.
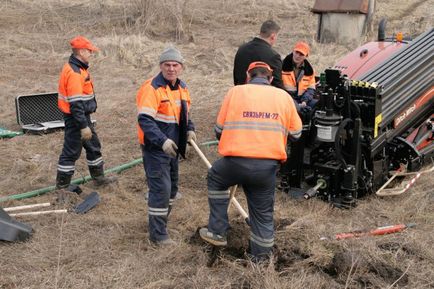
left=125, top=0, right=193, bottom=41
left=1, top=0, right=433, bottom=288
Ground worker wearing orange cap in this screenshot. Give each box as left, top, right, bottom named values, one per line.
left=279, top=42, right=317, bottom=193
left=200, top=62, right=302, bottom=262
left=56, top=36, right=116, bottom=201
left=282, top=41, right=317, bottom=109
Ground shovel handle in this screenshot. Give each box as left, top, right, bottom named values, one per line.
left=228, top=185, right=249, bottom=223
left=4, top=202, right=51, bottom=212
left=189, top=140, right=250, bottom=226
left=189, top=140, right=212, bottom=169
left=10, top=209, right=67, bottom=217
left=230, top=195, right=250, bottom=225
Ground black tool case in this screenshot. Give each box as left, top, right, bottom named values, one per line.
left=15, top=92, right=65, bottom=133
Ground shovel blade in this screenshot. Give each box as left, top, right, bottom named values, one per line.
left=0, top=207, right=33, bottom=242
left=74, top=191, right=100, bottom=214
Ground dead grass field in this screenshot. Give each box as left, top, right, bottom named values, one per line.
left=0, top=0, right=433, bottom=288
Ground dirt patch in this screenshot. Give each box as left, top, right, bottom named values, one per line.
left=275, top=246, right=311, bottom=272
left=316, top=249, right=409, bottom=288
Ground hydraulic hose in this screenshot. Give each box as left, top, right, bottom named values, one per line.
left=334, top=118, right=353, bottom=168
left=0, top=158, right=143, bottom=202
left=350, top=100, right=361, bottom=118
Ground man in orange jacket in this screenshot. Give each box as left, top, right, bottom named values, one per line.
left=56, top=36, right=116, bottom=199
left=136, top=46, right=196, bottom=246
left=279, top=42, right=317, bottom=192
left=282, top=41, right=317, bottom=109
left=200, top=62, right=302, bottom=261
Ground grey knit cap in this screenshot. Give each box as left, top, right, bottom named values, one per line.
left=159, top=46, right=184, bottom=64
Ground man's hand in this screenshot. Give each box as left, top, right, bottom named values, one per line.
left=162, top=139, right=178, bottom=158
left=81, top=127, right=92, bottom=141
left=187, top=130, right=197, bottom=144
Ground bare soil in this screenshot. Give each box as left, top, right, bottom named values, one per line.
left=1, top=0, right=433, bottom=288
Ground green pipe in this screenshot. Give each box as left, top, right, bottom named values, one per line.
left=200, top=140, right=219, bottom=147
left=0, top=158, right=143, bottom=202
left=0, top=130, right=23, bottom=138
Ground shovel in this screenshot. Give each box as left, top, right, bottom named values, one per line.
left=73, top=191, right=100, bottom=214
left=189, top=139, right=250, bottom=226
left=6, top=191, right=101, bottom=217
left=0, top=207, right=33, bottom=242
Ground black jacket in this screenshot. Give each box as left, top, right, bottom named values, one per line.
left=233, top=37, right=283, bottom=89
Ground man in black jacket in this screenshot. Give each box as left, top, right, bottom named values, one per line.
left=233, top=20, right=283, bottom=89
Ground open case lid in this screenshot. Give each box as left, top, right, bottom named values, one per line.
left=15, top=92, right=65, bottom=132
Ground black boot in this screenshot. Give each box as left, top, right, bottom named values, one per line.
left=56, top=172, right=72, bottom=189
left=277, top=175, right=290, bottom=193
left=89, top=166, right=117, bottom=187
left=55, top=172, right=72, bottom=203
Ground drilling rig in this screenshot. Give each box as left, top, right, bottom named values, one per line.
left=285, top=26, right=433, bottom=207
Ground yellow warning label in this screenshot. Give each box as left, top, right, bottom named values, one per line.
left=374, top=114, right=382, bottom=138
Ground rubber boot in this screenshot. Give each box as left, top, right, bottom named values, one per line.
left=55, top=172, right=72, bottom=203
left=89, top=166, right=117, bottom=187
left=56, top=171, right=72, bottom=189
left=277, top=175, right=290, bottom=193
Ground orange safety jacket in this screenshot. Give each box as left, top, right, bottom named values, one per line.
left=136, top=72, right=194, bottom=150
left=282, top=54, right=316, bottom=104
left=58, top=55, right=97, bottom=129
left=215, top=78, right=302, bottom=161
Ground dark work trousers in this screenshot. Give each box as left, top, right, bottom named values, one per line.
left=57, top=115, right=103, bottom=176
left=207, top=157, right=278, bottom=260
left=141, top=145, right=179, bottom=242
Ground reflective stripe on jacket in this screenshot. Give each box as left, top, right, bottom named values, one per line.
left=58, top=54, right=97, bottom=129
left=216, top=78, right=302, bottom=161
left=282, top=53, right=316, bottom=103
left=136, top=72, right=194, bottom=147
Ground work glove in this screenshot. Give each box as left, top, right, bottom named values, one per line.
left=162, top=138, right=178, bottom=158
left=187, top=130, right=197, bottom=144
left=300, top=105, right=312, bottom=115
left=81, top=127, right=92, bottom=141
